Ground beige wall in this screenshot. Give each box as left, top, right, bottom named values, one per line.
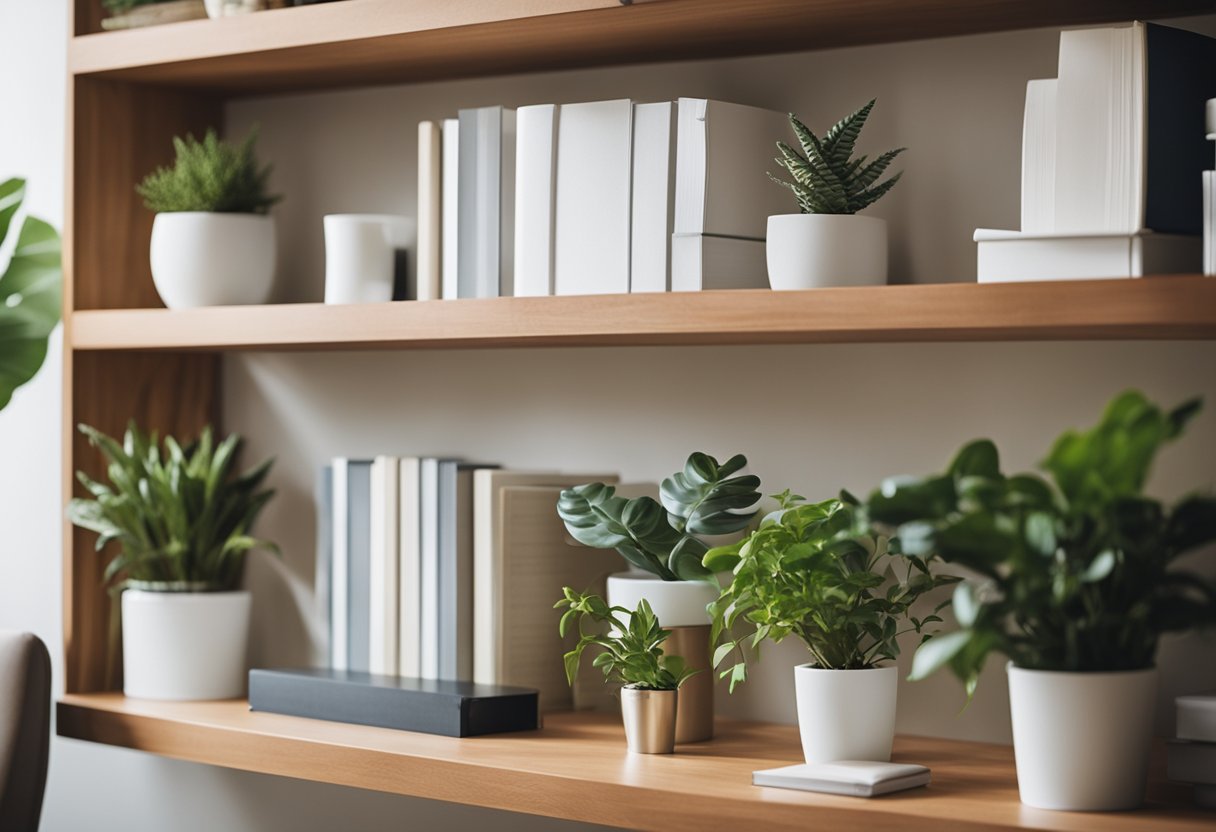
left=0, top=3, right=1212, bottom=829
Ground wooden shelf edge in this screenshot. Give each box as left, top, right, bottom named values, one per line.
left=68, top=0, right=1216, bottom=94
left=56, top=693, right=1208, bottom=832
left=67, top=277, right=1216, bottom=352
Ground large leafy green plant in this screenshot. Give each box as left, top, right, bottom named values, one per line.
left=557, top=452, right=761, bottom=582
left=0, top=178, right=61, bottom=412
left=770, top=99, right=905, bottom=215
left=556, top=588, right=697, bottom=691
left=137, top=128, right=281, bottom=214
left=67, top=422, right=277, bottom=591
left=704, top=493, right=958, bottom=690
left=869, top=391, right=1216, bottom=698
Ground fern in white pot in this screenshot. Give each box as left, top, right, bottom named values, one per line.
left=766, top=100, right=904, bottom=290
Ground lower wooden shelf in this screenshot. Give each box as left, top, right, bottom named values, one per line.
left=57, top=693, right=1207, bottom=831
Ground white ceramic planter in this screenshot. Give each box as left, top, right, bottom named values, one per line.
left=149, top=212, right=276, bottom=308
left=204, top=0, right=265, bottom=17
left=1007, top=663, right=1157, bottom=810
left=605, top=572, right=717, bottom=627
left=794, top=665, right=898, bottom=764
left=766, top=213, right=888, bottom=290
left=122, top=589, right=252, bottom=700
left=323, top=214, right=416, bottom=305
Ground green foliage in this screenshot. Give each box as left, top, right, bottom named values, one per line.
left=557, top=452, right=761, bottom=582
left=0, top=178, right=61, bottom=412
left=67, top=422, right=278, bottom=591
left=770, top=99, right=905, bottom=215
left=137, top=128, right=281, bottom=214
left=555, top=588, right=698, bottom=691
left=102, top=0, right=176, bottom=13
left=705, top=495, right=958, bottom=690
left=868, top=391, right=1216, bottom=699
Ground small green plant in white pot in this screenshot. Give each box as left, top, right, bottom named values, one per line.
left=557, top=452, right=761, bottom=742
left=766, top=99, right=904, bottom=290
left=68, top=422, right=277, bottom=700
left=705, top=492, right=957, bottom=764
left=138, top=127, right=280, bottom=308
left=869, top=391, right=1216, bottom=811
left=557, top=588, right=698, bottom=754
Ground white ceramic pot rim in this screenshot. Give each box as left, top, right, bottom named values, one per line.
left=1006, top=661, right=1156, bottom=679
left=124, top=588, right=250, bottom=602
left=796, top=663, right=895, bottom=673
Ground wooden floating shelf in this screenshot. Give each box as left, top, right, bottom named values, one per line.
left=56, top=693, right=1208, bottom=832
left=68, top=277, right=1216, bottom=352
left=68, top=0, right=1216, bottom=94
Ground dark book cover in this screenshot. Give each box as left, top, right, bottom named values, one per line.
left=249, top=668, right=540, bottom=738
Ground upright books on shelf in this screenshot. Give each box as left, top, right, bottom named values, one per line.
left=514, top=104, right=559, bottom=297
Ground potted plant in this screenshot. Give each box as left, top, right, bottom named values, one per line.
left=101, top=0, right=207, bottom=30
left=766, top=99, right=904, bottom=290
left=138, top=127, right=281, bottom=309
left=0, top=178, right=60, bottom=411
left=557, top=452, right=761, bottom=742
left=67, top=422, right=277, bottom=701
left=705, top=492, right=957, bottom=764
left=556, top=588, right=697, bottom=754
left=868, top=391, right=1216, bottom=810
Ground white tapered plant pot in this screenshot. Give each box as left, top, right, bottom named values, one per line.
left=122, top=589, right=252, bottom=700
left=1007, top=664, right=1157, bottom=811
left=794, top=665, right=898, bottom=764
left=606, top=573, right=717, bottom=743
left=766, top=213, right=888, bottom=290
left=150, top=212, right=276, bottom=308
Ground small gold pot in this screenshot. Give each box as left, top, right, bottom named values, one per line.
left=620, top=686, right=678, bottom=754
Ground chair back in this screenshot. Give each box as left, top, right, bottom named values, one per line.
left=0, top=631, right=51, bottom=832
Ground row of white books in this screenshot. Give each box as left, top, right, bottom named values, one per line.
left=413, top=98, right=790, bottom=300
left=317, top=458, right=632, bottom=711
left=975, top=22, right=1216, bottom=283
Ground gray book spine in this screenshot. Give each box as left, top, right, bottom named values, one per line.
left=347, top=460, right=373, bottom=673
left=316, top=465, right=332, bottom=667
left=457, top=106, right=502, bottom=299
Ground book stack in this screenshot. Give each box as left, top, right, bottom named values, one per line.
left=1168, top=691, right=1216, bottom=808
left=318, top=458, right=623, bottom=711
left=416, top=98, right=788, bottom=299
left=975, top=22, right=1216, bottom=283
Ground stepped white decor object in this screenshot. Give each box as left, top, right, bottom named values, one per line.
left=794, top=665, right=898, bottom=764
left=766, top=214, right=888, bottom=290
left=1007, top=664, right=1157, bottom=810
left=122, top=589, right=252, bottom=700
left=323, top=214, right=415, bottom=305
left=150, top=212, right=276, bottom=308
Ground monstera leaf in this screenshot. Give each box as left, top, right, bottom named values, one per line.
left=558, top=452, right=762, bottom=582
left=0, top=178, right=61, bottom=411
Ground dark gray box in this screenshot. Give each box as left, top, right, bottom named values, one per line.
left=249, top=668, right=540, bottom=737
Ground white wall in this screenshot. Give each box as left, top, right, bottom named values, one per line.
left=1, top=1, right=1213, bottom=829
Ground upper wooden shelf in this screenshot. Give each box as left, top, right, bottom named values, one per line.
left=57, top=693, right=1209, bottom=832
left=68, top=277, right=1216, bottom=352
left=69, top=0, right=1216, bottom=95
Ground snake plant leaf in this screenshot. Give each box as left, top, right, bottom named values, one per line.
left=660, top=452, right=761, bottom=536
left=0, top=179, right=61, bottom=411
left=822, top=99, right=874, bottom=168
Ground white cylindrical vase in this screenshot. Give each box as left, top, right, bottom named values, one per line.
left=794, top=665, right=898, bottom=764
left=766, top=213, right=888, bottom=290
left=121, top=589, right=252, bottom=700
left=150, top=212, right=276, bottom=308
left=1007, top=663, right=1157, bottom=811
left=323, top=214, right=415, bottom=305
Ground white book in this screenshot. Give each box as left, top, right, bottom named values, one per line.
left=368, top=457, right=399, bottom=676
left=671, top=233, right=769, bottom=292
left=419, top=457, right=442, bottom=679
left=458, top=106, right=515, bottom=298
left=416, top=121, right=442, bottom=301
left=397, top=458, right=422, bottom=678
left=753, top=762, right=931, bottom=798
left=330, top=459, right=350, bottom=671
left=974, top=228, right=1201, bottom=283
left=630, top=101, right=677, bottom=293
left=514, top=104, right=559, bottom=297
left=674, top=98, right=789, bottom=240
left=1204, top=171, right=1214, bottom=276
left=471, top=470, right=618, bottom=693
left=441, top=118, right=460, bottom=300
left=1021, top=79, right=1057, bottom=234
left=1177, top=691, right=1216, bottom=743
left=554, top=99, right=633, bottom=296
